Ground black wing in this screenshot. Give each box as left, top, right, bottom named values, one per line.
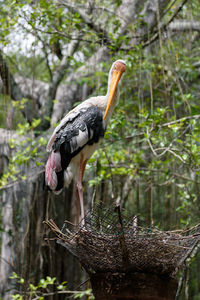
left=53, top=105, right=105, bottom=171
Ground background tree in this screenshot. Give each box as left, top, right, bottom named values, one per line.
left=1, top=0, right=200, bottom=299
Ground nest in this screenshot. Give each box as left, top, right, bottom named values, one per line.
left=44, top=205, right=200, bottom=277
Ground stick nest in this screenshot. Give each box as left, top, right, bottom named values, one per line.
left=44, top=205, right=200, bottom=277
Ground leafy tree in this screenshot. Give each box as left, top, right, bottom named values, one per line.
left=1, top=0, right=200, bottom=299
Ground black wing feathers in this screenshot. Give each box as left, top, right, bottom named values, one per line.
left=53, top=106, right=105, bottom=171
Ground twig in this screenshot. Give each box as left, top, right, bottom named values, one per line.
left=43, top=219, right=68, bottom=241
left=146, top=123, right=190, bottom=162
left=159, top=114, right=200, bottom=128
left=31, top=289, right=91, bottom=300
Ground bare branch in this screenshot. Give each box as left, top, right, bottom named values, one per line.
left=146, top=123, right=190, bottom=163
left=169, top=20, right=200, bottom=31
left=158, top=114, right=200, bottom=128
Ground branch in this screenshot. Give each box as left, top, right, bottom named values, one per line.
left=168, top=20, right=200, bottom=31
left=142, top=0, right=188, bottom=48
left=51, top=0, right=172, bottom=125
left=50, top=46, right=110, bottom=126
left=41, top=32, right=82, bottom=129
left=60, top=1, right=112, bottom=46
left=158, top=114, right=200, bottom=128
left=146, top=124, right=190, bottom=163
left=140, top=0, right=171, bottom=34
left=0, top=51, right=45, bottom=123
left=1, top=0, right=176, bottom=129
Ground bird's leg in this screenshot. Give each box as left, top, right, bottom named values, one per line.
left=75, top=187, right=81, bottom=225
left=76, top=159, right=88, bottom=226
left=76, top=180, right=84, bottom=226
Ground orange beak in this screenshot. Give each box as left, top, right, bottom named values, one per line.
left=103, top=67, right=125, bottom=120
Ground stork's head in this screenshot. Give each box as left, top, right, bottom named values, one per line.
left=104, top=59, right=126, bottom=120
left=111, top=59, right=126, bottom=74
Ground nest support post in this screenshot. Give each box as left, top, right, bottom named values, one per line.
left=90, top=272, right=178, bottom=300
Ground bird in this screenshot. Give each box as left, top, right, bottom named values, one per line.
left=45, top=59, right=126, bottom=224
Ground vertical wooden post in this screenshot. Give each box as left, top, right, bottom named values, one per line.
left=115, top=205, right=130, bottom=268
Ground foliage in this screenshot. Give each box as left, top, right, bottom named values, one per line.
left=0, top=100, right=47, bottom=187
left=9, top=272, right=94, bottom=300
left=87, top=44, right=200, bottom=228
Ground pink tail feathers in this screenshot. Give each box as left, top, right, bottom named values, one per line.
left=45, top=151, right=62, bottom=191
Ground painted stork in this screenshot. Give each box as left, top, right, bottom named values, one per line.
left=45, top=59, right=126, bottom=223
